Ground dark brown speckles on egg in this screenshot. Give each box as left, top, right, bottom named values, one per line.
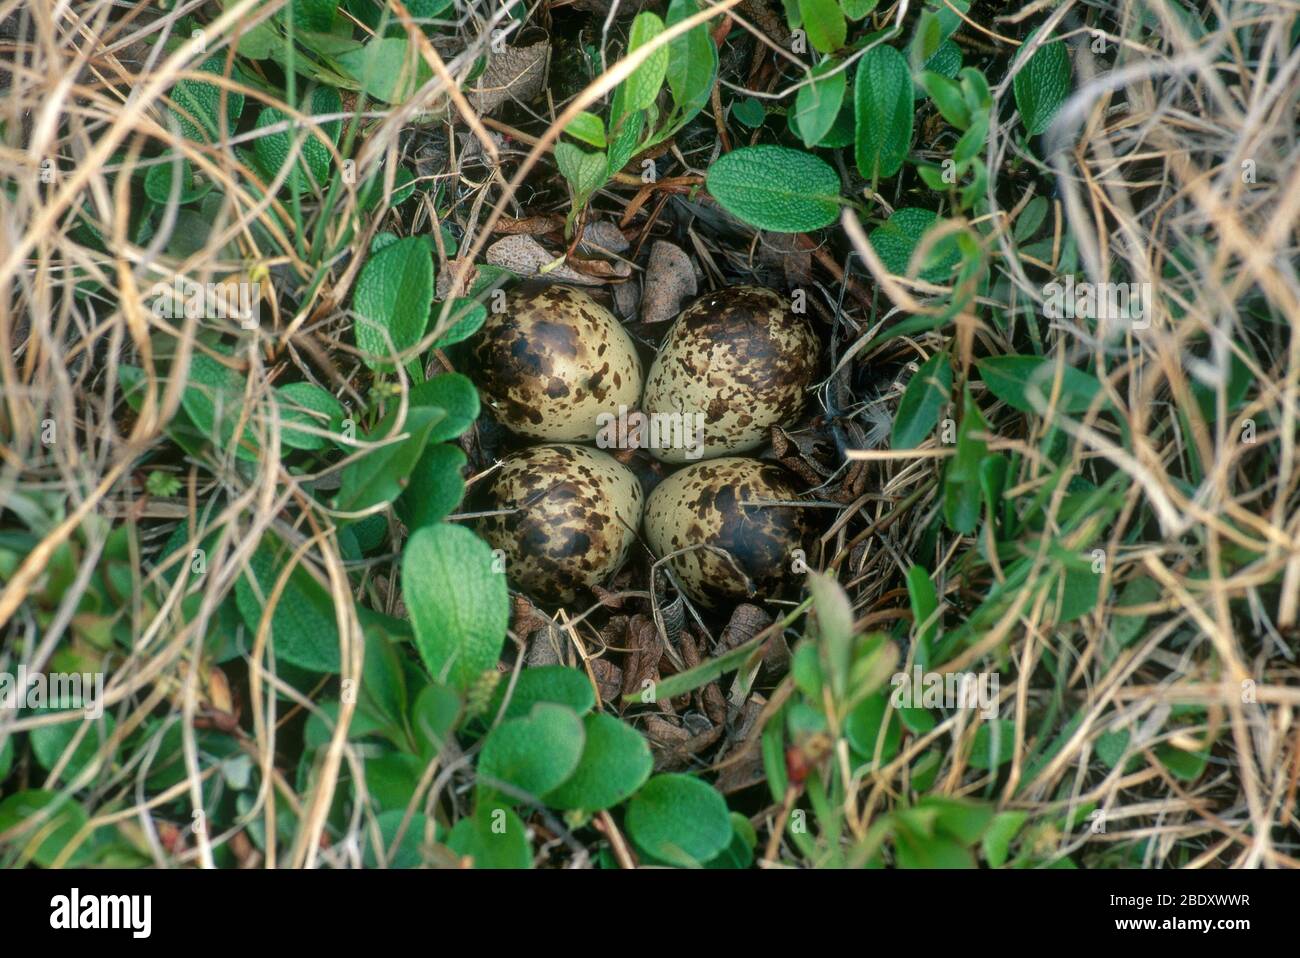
left=643, top=456, right=814, bottom=607
left=641, top=286, right=818, bottom=462
left=470, top=285, right=644, bottom=441
left=476, top=444, right=644, bottom=604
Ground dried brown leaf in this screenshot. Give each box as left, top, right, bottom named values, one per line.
left=640, top=240, right=697, bottom=324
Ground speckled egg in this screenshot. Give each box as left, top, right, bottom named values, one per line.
left=640, top=287, right=818, bottom=463
left=476, top=444, right=644, bottom=603
left=643, top=457, right=813, bottom=607
left=470, top=285, right=643, bottom=441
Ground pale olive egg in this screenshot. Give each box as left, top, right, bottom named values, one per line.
left=476, top=444, right=644, bottom=603
left=640, top=287, right=818, bottom=463
left=470, top=285, right=643, bottom=441
left=643, top=457, right=813, bottom=607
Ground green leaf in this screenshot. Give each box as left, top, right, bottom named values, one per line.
left=364, top=752, right=423, bottom=811
left=373, top=231, right=400, bottom=252
left=952, top=112, right=987, bottom=166
left=979, top=453, right=1008, bottom=524
left=554, top=141, right=608, bottom=204
left=1109, top=577, right=1159, bottom=653
left=606, top=110, right=645, bottom=176
left=431, top=298, right=488, bottom=349
left=1095, top=729, right=1130, bottom=770
left=446, top=803, right=531, bottom=868
left=899, top=703, right=937, bottom=734
left=144, top=156, right=214, bottom=205
left=919, top=71, right=970, bottom=130
left=894, top=813, right=975, bottom=868
left=0, top=735, right=12, bottom=781
left=625, top=774, right=732, bottom=867
left=854, top=44, right=912, bottom=179
left=788, top=701, right=828, bottom=741
left=411, top=682, right=462, bottom=760
left=358, top=166, right=417, bottom=209
left=797, top=94, right=855, bottom=147
left=169, top=57, right=245, bottom=144
left=704, top=813, right=757, bottom=869
left=1013, top=35, right=1071, bottom=136
left=565, top=110, right=607, bottom=148
left=251, top=86, right=342, bottom=195
left=959, top=158, right=988, bottom=210
left=336, top=406, right=442, bottom=514
left=1052, top=561, right=1103, bottom=623
left=905, top=565, right=939, bottom=665
left=869, top=208, right=961, bottom=281
left=1013, top=196, right=1048, bottom=243
left=705, top=145, right=841, bottom=232
left=221, top=0, right=280, bottom=58
left=291, top=0, right=339, bottom=31
left=288, top=25, right=363, bottom=67
left=163, top=200, right=223, bottom=257
left=0, top=790, right=91, bottom=867
left=731, top=96, right=765, bottom=127
left=407, top=372, right=480, bottom=443
left=927, top=0, right=969, bottom=41
left=30, top=712, right=117, bottom=784
left=925, top=796, right=994, bottom=845
left=348, top=515, right=389, bottom=555
left=790, top=639, right=821, bottom=696
left=1016, top=712, right=1084, bottom=795
left=275, top=382, right=344, bottom=450
left=544, top=713, right=654, bottom=811
left=798, top=0, right=846, bottom=53
left=665, top=0, right=718, bottom=125
left=478, top=702, right=586, bottom=800
left=892, top=351, right=952, bottom=448
left=359, top=625, right=408, bottom=731
left=793, top=62, right=847, bottom=148
left=808, top=570, right=853, bottom=700
left=622, top=12, right=669, bottom=114
left=762, top=713, right=789, bottom=801
left=1156, top=743, right=1209, bottom=781
left=969, top=720, right=1015, bottom=769
left=976, top=355, right=1102, bottom=415
left=959, top=66, right=991, bottom=114
left=345, top=0, right=451, bottom=31
left=909, top=9, right=943, bottom=67
left=840, top=0, right=879, bottom=19
left=981, top=810, right=1027, bottom=868
left=402, top=522, right=509, bottom=691
left=361, top=809, right=434, bottom=868
left=180, top=351, right=259, bottom=461
left=252, top=108, right=309, bottom=190
left=234, top=539, right=343, bottom=672
left=942, top=387, right=988, bottom=534
left=395, top=443, right=465, bottom=529
left=845, top=691, right=901, bottom=763
left=922, top=39, right=962, bottom=82
left=337, top=36, right=433, bottom=103
left=487, top=666, right=596, bottom=722
left=352, top=236, right=434, bottom=370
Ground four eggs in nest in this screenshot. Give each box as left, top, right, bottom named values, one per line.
left=469, top=283, right=820, bottom=607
